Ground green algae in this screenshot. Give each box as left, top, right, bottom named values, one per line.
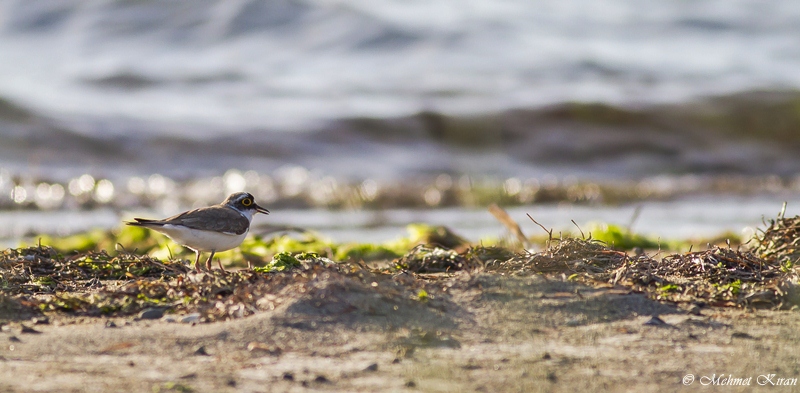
left=28, top=225, right=163, bottom=255
left=586, top=223, right=660, bottom=250
left=334, top=243, right=404, bottom=262
left=252, top=251, right=306, bottom=273
left=23, top=222, right=475, bottom=270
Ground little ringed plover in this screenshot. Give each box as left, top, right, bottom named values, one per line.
left=126, top=192, right=269, bottom=271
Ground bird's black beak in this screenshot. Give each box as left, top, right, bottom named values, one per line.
left=255, top=203, right=270, bottom=215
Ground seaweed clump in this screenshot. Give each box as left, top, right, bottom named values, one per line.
left=0, top=247, right=445, bottom=323
left=483, top=238, right=629, bottom=275
left=393, top=246, right=476, bottom=273
left=751, top=205, right=800, bottom=266
left=465, top=234, right=796, bottom=308
left=609, top=246, right=794, bottom=307
left=0, top=245, right=188, bottom=297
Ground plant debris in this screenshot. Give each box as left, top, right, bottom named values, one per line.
left=751, top=204, right=800, bottom=265
left=1, top=246, right=188, bottom=296
left=609, top=246, right=795, bottom=307
left=484, top=238, right=628, bottom=275
left=0, top=246, right=442, bottom=322
left=393, top=245, right=477, bottom=273
left=2, top=210, right=800, bottom=323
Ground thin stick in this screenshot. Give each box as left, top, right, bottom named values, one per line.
left=527, top=213, right=554, bottom=250
left=571, top=219, right=585, bottom=239
left=489, top=204, right=531, bottom=248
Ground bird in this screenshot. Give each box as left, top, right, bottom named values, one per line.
left=126, top=192, right=269, bottom=272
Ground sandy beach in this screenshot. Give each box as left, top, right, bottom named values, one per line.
left=2, top=266, right=799, bottom=392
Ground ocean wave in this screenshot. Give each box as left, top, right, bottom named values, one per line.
left=1, top=90, right=800, bottom=183
left=2, top=0, right=422, bottom=47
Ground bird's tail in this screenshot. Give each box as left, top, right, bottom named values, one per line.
left=125, top=218, right=165, bottom=227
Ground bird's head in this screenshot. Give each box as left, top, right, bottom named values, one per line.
left=224, top=192, right=269, bottom=215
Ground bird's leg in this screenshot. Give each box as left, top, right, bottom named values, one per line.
left=217, top=256, right=226, bottom=272
left=205, top=250, right=216, bottom=271
left=194, top=250, right=202, bottom=272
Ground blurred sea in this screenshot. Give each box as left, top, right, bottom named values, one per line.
left=1, top=0, right=800, bottom=241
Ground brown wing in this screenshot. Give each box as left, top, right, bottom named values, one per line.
left=160, top=206, right=250, bottom=235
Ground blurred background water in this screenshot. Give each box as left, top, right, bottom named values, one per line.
left=1, top=0, right=800, bottom=244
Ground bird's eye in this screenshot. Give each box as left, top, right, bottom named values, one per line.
left=241, top=198, right=252, bottom=206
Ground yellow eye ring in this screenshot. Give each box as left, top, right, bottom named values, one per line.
left=242, top=198, right=252, bottom=206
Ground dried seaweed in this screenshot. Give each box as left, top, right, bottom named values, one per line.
left=3, top=210, right=800, bottom=322
left=483, top=238, right=629, bottom=275
left=471, top=237, right=797, bottom=308
left=0, top=246, right=188, bottom=297
left=0, top=246, right=446, bottom=322
left=393, top=245, right=478, bottom=273
left=608, top=246, right=794, bottom=307
left=751, top=205, right=800, bottom=265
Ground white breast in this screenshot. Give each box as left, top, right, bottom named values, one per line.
left=158, top=224, right=248, bottom=252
